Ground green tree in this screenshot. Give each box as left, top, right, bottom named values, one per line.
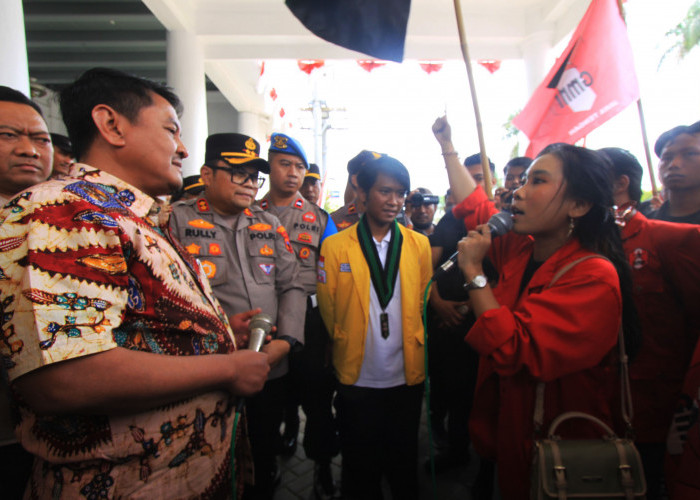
left=660, top=0, right=700, bottom=66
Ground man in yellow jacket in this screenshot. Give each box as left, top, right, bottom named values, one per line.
left=317, top=153, right=432, bottom=500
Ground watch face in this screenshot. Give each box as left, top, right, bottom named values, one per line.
left=473, top=275, right=488, bottom=288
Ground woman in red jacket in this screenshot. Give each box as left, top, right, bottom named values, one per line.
left=432, top=117, right=640, bottom=499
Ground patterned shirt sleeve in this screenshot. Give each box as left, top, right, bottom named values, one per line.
left=0, top=189, right=124, bottom=380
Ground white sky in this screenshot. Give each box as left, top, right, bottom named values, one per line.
left=260, top=0, right=700, bottom=209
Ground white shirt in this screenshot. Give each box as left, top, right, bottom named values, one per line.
left=356, top=229, right=406, bottom=388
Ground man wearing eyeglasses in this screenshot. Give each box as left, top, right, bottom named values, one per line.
left=169, top=133, right=306, bottom=499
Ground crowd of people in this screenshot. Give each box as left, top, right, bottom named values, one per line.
left=0, top=67, right=698, bottom=500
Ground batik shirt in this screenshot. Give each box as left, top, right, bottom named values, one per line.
left=0, top=164, right=239, bottom=499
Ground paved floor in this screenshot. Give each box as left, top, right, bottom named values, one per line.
left=273, top=404, right=484, bottom=500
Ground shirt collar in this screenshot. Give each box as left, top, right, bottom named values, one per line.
left=70, top=163, right=169, bottom=226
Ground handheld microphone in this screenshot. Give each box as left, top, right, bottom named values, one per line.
left=235, top=312, right=274, bottom=412
left=247, top=313, right=274, bottom=353
left=432, top=211, right=513, bottom=279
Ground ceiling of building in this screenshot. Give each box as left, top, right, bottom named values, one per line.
left=23, top=0, right=587, bottom=110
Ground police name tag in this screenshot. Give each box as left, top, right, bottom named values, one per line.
left=340, top=263, right=351, bottom=272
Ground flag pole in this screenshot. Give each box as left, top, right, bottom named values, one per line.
left=616, top=0, right=658, bottom=196
left=636, top=100, right=658, bottom=196
left=453, top=0, right=494, bottom=200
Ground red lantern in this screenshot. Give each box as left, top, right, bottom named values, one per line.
left=269, top=88, right=278, bottom=101
left=259, top=61, right=265, bottom=77
left=419, top=61, right=444, bottom=74
left=477, top=59, right=501, bottom=74
left=357, top=60, right=387, bottom=72
left=279, top=108, right=286, bottom=118
left=298, top=60, right=325, bottom=75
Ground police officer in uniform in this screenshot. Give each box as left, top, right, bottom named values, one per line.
left=330, top=150, right=374, bottom=231
left=332, top=150, right=412, bottom=231
left=300, top=162, right=322, bottom=206
left=257, top=133, right=339, bottom=499
left=170, top=133, right=306, bottom=500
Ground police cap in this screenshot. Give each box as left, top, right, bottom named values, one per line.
left=205, top=133, right=270, bottom=173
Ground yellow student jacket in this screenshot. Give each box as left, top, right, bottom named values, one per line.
left=317, top=222, right=433, bottom=386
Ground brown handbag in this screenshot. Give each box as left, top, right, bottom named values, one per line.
left=530, top=256, right=647, bottom=499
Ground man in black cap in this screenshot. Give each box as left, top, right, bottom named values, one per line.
left=406, top=187, right=439, bottom=236
left=301, top=162, right=322, bottom=205
left=650, top=120, right=700, bottom=224
left=170, top=132, right=306, bottom=500
left=171, top=174, right=205, bottom=202
left=49, top=133, right=74, bottom=178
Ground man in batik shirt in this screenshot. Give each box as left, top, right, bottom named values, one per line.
left=0, top=68, right=270, bottom=499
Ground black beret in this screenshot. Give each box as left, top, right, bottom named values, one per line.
left=347, top=150, right=383, bottom=175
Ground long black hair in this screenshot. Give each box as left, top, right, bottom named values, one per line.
left=538, top=143, right=641, bottom=359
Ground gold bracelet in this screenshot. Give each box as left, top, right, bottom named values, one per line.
left=441, top=151, right=458, bottom=157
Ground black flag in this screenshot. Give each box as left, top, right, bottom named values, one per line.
left=285, top=0, right=412, bottom=63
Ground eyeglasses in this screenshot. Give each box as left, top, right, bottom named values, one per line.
left=206, top=165, right=265, bottom=188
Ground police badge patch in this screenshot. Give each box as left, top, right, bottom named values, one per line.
left=259, top=263, right=275, bottom=275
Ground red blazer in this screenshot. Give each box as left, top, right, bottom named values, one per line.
left=453, top=188, right=622, bottom=500
left=622, top=211, right=700, bottom=443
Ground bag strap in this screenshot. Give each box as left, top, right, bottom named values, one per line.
left=533, top=255, right=634, bottom=437
left=548, top=440, right=568, bottom=500
left=613, top=439, right=636, bottom=500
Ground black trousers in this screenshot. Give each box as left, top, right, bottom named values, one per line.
left=243, top=376, right=286, bottom=500
left=288, top=302, right=339, bottom=462
left=426, top=308, right=479, bottom=456
left=336, top=383, right=424, bottom=500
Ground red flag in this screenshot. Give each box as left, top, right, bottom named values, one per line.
left=512, top=0, right=639, bottom=157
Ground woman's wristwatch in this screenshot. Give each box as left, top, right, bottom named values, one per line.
left=463, top=274, right=488, bottom=291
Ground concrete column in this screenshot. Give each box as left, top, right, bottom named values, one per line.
left=521, top=29, right=552, bottom=96
left=0, top=0, right=30, bottom=95
left=167, top=30, right=207, bottom=177
left=238, top=111, right=266, bottom=146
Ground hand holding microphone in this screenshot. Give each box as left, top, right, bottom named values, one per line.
left=433, top=211, right=513, bottom=279
left=234, top=312, right=274, bottom=410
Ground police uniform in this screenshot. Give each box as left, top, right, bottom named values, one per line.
left=257, top=190, right=340, bottom=476
left=170, top=132, right=306, bottom=500
left=261, top=134, right=340, bottom=493
left=257, top=192, right=334, bottom=313
left=170, top=198, right=305, bottom=377
left=331, top=201, right=360, bottom=231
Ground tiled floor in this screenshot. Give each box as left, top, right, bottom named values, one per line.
left=274, top=404, right=482, bottom=500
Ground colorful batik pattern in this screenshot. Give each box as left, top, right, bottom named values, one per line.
left=0, top=165, right=241, bottom=498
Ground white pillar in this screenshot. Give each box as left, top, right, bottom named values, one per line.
left=167, top=30, right=207, bottom=177
left=238, top=111, right=266, bottom=145
left=521, top=30, right=552, bottom=96
left=0, top=0, right=30, bottom=95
